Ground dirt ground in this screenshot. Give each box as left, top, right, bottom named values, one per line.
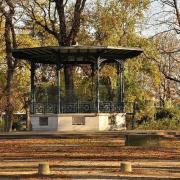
left=0, top=131, right=179, bottom=180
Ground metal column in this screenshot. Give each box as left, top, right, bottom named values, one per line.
left=117, top=61, right=124, bottom=112
left=95, top=59, right=100, bottom=113
left=30, top=62, right=35, bottom=114
left=57, top=63, right=61, bottom=114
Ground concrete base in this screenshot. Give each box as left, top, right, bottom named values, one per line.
left=30, top=113, right=126, bottom=131
left=125, top=134, right=161, bottom=147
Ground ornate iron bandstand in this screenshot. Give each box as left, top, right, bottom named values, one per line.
left=13, top=46, right=142, bottom=131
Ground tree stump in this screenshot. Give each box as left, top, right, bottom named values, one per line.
left=38, top=163, right=50, bottom=175
left=121, top=162, right=132, bottom=173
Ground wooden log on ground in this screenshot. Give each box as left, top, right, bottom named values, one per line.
left=121, top=162, right=132, bottom=172
left=38, top=163, right=50, bottom=175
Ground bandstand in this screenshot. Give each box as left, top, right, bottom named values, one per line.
left=12, top=46, right=142, bottom=131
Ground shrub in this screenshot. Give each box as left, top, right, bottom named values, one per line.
left=156, top=107, right=179, bottom=120
left=12, top=121, right=22, bottom=131
left=0, top=118, right=4, bottom=132
left=137, top=106, right=180, bottom=130
left=137, top=118, right=180, bottom=130
left=136, top=100, right=156, bottom=123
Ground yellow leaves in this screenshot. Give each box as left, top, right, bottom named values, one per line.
left=16, top=30, right=58, bottom=48
left=17, top=34, right=41, bottom=48
left=14, top=65, right=30, bottom=89
left=121, top=0, right=150, bottom=9
left=100, top=64, right=117, bottom=88
left=90, top=0, right=150, bottom=46
left=141, top=61, right=161, bottom=86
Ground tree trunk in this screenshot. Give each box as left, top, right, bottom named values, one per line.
left=55, top=0, right=87, bottom=100
left=64, top=64, right=74, bottom=100
left=4, top=17, right=15, bottom=132
left=1, top=1, right=17, bottom=132
left=4, top=67, right=14, bottom=132
left=25, top=105, right=30, bottom=130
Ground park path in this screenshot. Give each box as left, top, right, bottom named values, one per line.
left=0, top=131, right=179, bottom=179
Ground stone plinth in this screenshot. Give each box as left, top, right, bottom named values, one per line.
left=30, top=113, right=126, bottom=131
left=125, top=134, right=161, bottom=147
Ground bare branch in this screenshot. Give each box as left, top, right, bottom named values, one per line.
left=162, top=71, right=180, bottom=83
left=48, top=0, right=58, bottom=34
left=22, top=2, right=59, bottom=39
left=63, top=0, right=68, bottom=7
left=173, top=0, right=180, bottom=27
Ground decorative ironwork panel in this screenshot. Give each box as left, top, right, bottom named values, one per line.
left=79, top=101, right=95, bottom=113
left=34, top=103, right=44, bottom=113
left=31, top=102, right=57, bottom=114
left=112, top=103, right=124, bottom=113
left=45, top=103, right=57, bottom=113
left=61, top=102, right=78, bottom=113
left=30, top=101, right=125, bottom=114
left=99, top=101, right=112, bottom=113
left=99, top=101, right=124, bottom=113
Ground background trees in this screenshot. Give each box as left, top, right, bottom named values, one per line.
left=0, top=0, right=179, bottom=131
left=144, top=0, right=180, bottom=107
left=152, top=0, right=180, bottom=34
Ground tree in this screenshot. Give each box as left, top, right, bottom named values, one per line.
left=153, top=33, right=179, bottom=106
left=159, top=0, right=180, bottom=34
left=153, top=0, right=180, bottom=84
left=19, top=0, right=87, bottom=97
left=0, top=0, right=18, bottom=131
left=149, top=0, right=180, bottom=34
left=143, top=0, right=180, bottom=106
left=88, top=0, right=149, bottom=46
